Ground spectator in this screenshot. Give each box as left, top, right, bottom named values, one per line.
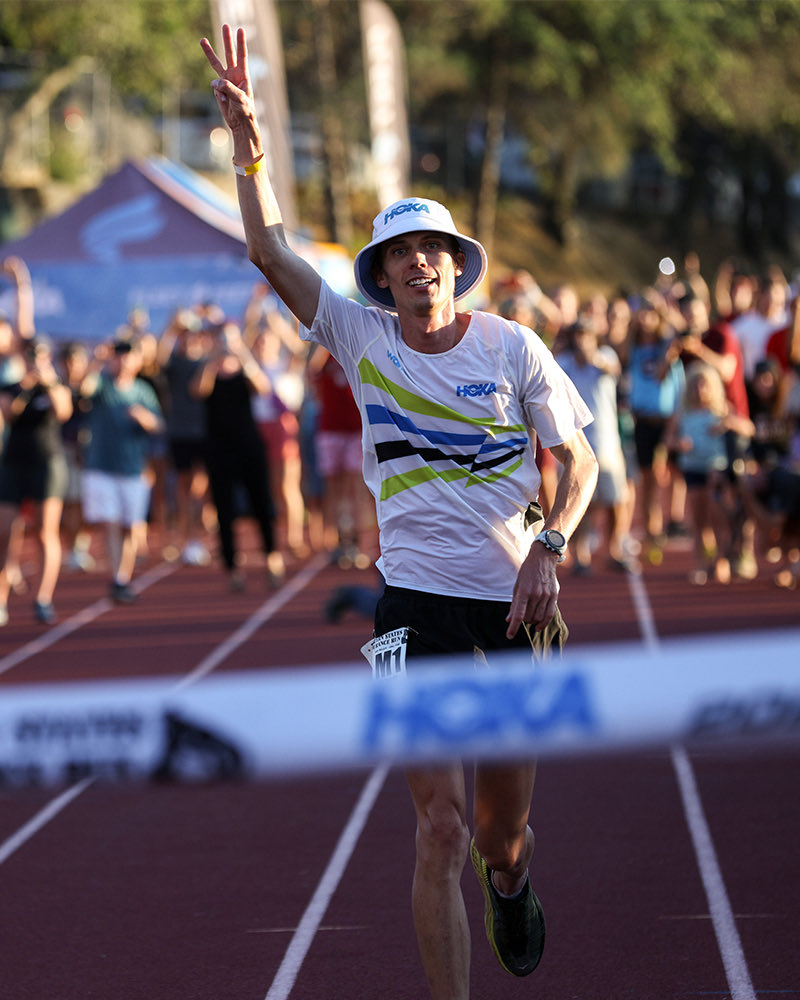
left=248, top=304, right=309, bottom=559
left=491, top=269, right=562, bottom=342
left=581, top=291, right=610, bottom=341
left=677, top=292, right=755, bottom=577
left=628, top=293, right=686, bottom=562
left=297, top=353, right=327, bottom=554
left=603, top=295, right=638, bottom=554
left=80, top=337, right=165, bottom=603
left=243, top=278, right=283, bottom=333
left=738, top=461, right=800, bottom=589
left=713, top=260, right=755, bottom=324
left=550, top=282, right=580, bottom=332
left=747, top=358, right=794, bottom=470
left=678, top=251, right=711, bottom=311
left=0, top=256, right=30, bottom=384
left=306, top=347, right=374, bottom=567
left=58, top=340, right=95, bottom=571
left=765, top=292, right=800, bottom=376
left=0, top=256, right=33, bottom=596
left=0, top=335, right=73, bottom=625
left=191, top=321, right=284, bottom=590
left=135, top=329, right=170, bottom=558
left=556, top=319, right=633, bottom=572
left=158, top=309, right=212, bottom=566
left=677, top=294, right=749, bottom=419
left=665, top=364, right=753, bottom=585
left=604, top=295, right=633, bottom=367
left=729, top=272, right=790, bottom=381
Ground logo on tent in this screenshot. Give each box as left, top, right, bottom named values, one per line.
left=80, top=193, right=166, bottom=262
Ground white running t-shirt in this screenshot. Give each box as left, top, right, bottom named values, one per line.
left=303, top=281, right=592, bottom=600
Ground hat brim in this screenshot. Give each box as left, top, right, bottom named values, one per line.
left=354, top=227, right=488, bottom=310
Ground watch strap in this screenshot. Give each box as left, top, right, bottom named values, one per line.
left=533, top=529, right=567, bottom=562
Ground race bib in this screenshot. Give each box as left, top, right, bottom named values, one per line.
left=361, top=627, right=409, bottom=680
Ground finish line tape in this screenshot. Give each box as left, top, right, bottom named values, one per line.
left=1, top=629, right=798, bottom=788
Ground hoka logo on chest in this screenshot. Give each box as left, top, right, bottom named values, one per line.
left=456, top=382, right=497, bottom=397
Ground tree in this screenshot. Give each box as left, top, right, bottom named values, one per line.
left=5, top=0, right=800, bottom=265
left=0, top=0, right=212, bottom=111
left=0, top=0, right=213, bottom=190
left=389, top=0, right=800, bottom=260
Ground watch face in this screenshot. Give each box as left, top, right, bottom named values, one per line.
left=546, top=530, right=566, bottom=550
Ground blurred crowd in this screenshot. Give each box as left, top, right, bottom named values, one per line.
left=0, top=257, right=375, bottom=626
left=492, top=253, right=800, bottom=590
left=0, top=247, right=798, bottom=628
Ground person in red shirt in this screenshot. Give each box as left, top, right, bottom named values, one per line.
left=765, top=294, right=800, bottom=375
left=677, top=294, right=749, bottom=418
left=307, top=347, right=375, bottom=566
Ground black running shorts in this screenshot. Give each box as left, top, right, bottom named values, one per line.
left=373, top=585, right=569, bottom=666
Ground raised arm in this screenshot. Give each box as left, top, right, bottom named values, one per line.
left=200, top=25, right=321, bottom=328
left=1, top=256, right=34, bottom=340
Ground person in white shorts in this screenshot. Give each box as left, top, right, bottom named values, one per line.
left=203, top=25, right=598, bottom=999
left=81, top=337, right=164, bottom=603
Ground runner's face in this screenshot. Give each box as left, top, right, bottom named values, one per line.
left=375, top=232, right=464, bottom=315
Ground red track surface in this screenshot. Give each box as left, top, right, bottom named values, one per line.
left=0, top=528, right=798, bottom=1000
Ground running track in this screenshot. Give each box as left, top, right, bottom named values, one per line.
left=0, top=530, right=798, bottom=1000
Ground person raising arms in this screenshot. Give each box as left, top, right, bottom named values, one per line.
left=202, top=25, right=597, bottom=1000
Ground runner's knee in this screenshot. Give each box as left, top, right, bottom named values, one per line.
left=415, top=800, right=470, bottom=866
left=473, top=826, right=532, bottom=876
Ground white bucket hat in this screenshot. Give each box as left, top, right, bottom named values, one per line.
left=354, top=197, right=488, bottom=310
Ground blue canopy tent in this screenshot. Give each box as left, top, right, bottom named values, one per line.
left=0, top=157, right=354, bottom=342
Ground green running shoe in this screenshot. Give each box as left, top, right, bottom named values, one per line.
left=470, top=837, right=545, bottom=977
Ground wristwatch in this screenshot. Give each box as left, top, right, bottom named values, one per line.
left=533, top=528, right=567, bottom=562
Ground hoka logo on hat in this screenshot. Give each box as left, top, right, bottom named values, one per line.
left=355, top=196, right=489, bottom=310
left=383, top=201, right=431, bottom=227
left=372, top=198, right=451, bottom=241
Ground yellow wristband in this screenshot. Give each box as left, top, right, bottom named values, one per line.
left=232, top=154, right=264, bottom=177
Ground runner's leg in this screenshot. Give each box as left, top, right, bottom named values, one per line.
left=405, top=763, right=471, bottom=1000
left=473, top=761, right=537, bottom=896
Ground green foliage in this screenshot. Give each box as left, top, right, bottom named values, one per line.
left=384, top=0, right=800, bottom=236
left=279, top=0, right=368, bottom=140
left=0, top=0, right=214, bottom=113
left=3, top=0, right=800, bottom=249
left=48, top=129, right=84, bottom=183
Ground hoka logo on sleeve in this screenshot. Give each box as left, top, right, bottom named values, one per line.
left=457, top=383, right=497, bottom=397
left=384, top=201, right=431, bottom=225
left=358, top=358, right=529, bottom=501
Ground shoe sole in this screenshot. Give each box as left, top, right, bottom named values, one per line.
left=470, top=838, right=545, bottom=977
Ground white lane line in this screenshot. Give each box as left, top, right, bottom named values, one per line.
left=626, top=571, right=757, bottom=1000
left=626, top=569, right=660, bottom=652
left=670, top=744, right=757, bottom=1000
left=0, top=778, right=94, bottom=865
left=0, top=560, right=178, bottom=679
left=0, top=555, right=329, bottom=867
left=264, top=763, right=390, bottom=1000
left=171, top=553, right=328, bottom=693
